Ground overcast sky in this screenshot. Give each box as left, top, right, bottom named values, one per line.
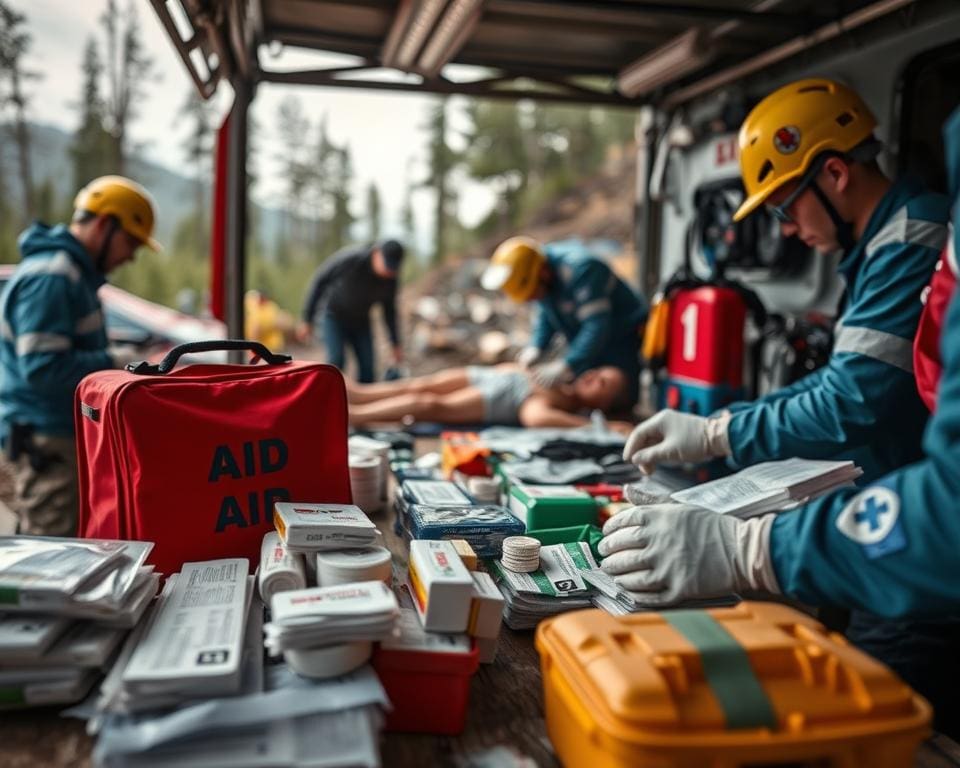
left=15, top=0, right=493, bottom=255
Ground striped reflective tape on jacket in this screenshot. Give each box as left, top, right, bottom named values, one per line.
left=15, top=332, right=72, bottom=356
left=833, top=323, right=913, bottom=373
left=947, top=224, right=958, bottom=277
left=75, top=308, right=104, bottom=335
left=576, top=298, right=611, bottom=321
left=865, top=206, right=948, bottom=259
left=15, top=251, right=82, bottom=283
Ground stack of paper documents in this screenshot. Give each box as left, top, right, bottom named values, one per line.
left=89, top=605, right=388, bottom=768
left=0, top=536, right=158, bottom=709
left=581, top=569, right=734, bottom=615
left=263, top=581, right=399, bottom=654
left=104, top=559, right=252, bottom=712
left=670, top=458, right=862, bottom=517
left=488, top=542, right=596, bottom=630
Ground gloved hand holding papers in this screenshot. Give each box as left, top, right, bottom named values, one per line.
left=264, top=581, right=399, bottom=654
left=598, top=503, right=779, bottom=607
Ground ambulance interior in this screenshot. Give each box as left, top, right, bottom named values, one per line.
left=644, top=9, right=960, bottom=403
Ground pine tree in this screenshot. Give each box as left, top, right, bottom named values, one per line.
left=328, top=147, right=354, bottom=252
left=275, top=95, right=310, bottom=248
left=462, top=100, right=528, bottom=230
left=177, top=89, right=214, bottom=246
left=309, top=114, right=335, bottom=250
left=366, top=182, right=381, bottom=242
left=420, top=98, right=460, bottom=265
left=70, top=37, right=113, bottom=191
left=0, top=1, right=36, bottom=223
left=100, top=0, right=155, bottom=173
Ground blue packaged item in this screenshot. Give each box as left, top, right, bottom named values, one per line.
left=401, top=480, right=474, bottom=506
left=407, top=504, right=525, bottom=558
left=394, top=479, right=473, bottom=536
left=392, top=465, right=441, bottom=483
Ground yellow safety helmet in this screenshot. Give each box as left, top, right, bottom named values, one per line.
left=73, top=175, right=162, bottom=251
left=733, top=78, right=877, bottom=222
left=480, top=236, right=546, bottom=303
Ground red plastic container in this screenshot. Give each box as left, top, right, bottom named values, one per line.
left=372, top=631, right=479, bottom=734
left=667, top=286, right=746, bottom=389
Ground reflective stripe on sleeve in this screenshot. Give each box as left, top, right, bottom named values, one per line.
left=15, top=332, right=72, bottom=355
left=16, top=251, right=82, bottom=283
left=833, top=323, right=913, bottom=373
left=576, top=298, right=611, bottom=321
left=947, top=225, right=958, bottom=277
left=865, top=207, right=948, bottom=259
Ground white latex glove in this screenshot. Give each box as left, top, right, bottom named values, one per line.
left=108, top=345, right=143, bottom=370
left=622, top=409, right=731, bottom=474
left=516, top=346, right=543, bottom=370
left=598, top=503, right=780, bottom=606
left=531, top=359, right=574, bottom=388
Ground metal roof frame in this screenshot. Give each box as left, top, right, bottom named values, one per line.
left=146, top=0, right=932, bottom=347
left=151, top=0, right=924, bottom=109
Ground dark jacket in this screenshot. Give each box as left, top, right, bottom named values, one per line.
left=302, top=244, right=400, bottom=344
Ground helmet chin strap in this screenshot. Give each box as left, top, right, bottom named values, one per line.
left=95, top=217, right=120, bottom=273
left=809, top=179, right=857, bottom=254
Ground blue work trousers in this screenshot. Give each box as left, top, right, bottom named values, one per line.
left=321, top=312, right=375, bottom=383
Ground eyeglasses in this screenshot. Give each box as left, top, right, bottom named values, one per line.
left=766, top=155, right=828, bottom=224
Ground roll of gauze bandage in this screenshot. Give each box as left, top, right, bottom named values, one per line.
left=259, top=531, right=307, bottom=605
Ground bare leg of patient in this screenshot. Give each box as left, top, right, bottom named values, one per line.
left=349, top=387, right=486, bottom=425
left=346, top=369, right=472, bottom=404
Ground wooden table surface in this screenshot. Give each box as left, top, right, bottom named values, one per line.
left=2, top=436, right=959, bottom=767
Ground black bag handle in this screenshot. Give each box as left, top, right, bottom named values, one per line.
left=127, top=339, right=292, bottom=375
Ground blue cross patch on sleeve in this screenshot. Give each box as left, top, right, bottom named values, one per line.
left=835, top=486, right=907, bottom=559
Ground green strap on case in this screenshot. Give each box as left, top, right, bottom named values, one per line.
left=664, top=610, right=778, bottom=730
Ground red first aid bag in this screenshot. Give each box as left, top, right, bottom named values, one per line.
left=75, top=340, right=352, bottom=575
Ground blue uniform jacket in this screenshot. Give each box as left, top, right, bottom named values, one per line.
left=725, top=178, right=950, bottom=481
left=769, top=107, right=960, bottom=619
left=531, top=242, right=648, bottom=377
left=0, top=224, right=111, bottom=437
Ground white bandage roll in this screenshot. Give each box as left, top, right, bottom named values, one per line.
left=258, top=531, right=307, bottom=605
left=315, top=546, right=393, bottom=587
left=283, top=641, right=372, bottom=679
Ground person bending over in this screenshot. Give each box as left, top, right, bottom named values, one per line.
left=347, top=364, right=631, bottom=429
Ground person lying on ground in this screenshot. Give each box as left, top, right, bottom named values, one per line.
left=346, top=363, right=633, bottom=431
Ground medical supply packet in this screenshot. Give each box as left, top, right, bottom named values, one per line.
left=264, top=580, right=399, bottom=653
left=121, top=559, right=249, bottom=699
left=0, top=536, right=152, bottom=611
left=273, top=502, right=379, bottom=551
left=406, top=503, right=524, bottom=558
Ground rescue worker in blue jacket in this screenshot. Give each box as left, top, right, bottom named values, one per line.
left=0, top=176, right=160, bottom=537
left=623, top=79, right=949, bottom=483
left=606, top=84, right=960, bottom=735
left=481, top=236, right=648, bottom=404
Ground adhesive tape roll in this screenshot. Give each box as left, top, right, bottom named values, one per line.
left=284, top=641, right=372, bottom=679
left=315, top=546, right=393, bottom=587
left=467, top=476, right=500, bottom=501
